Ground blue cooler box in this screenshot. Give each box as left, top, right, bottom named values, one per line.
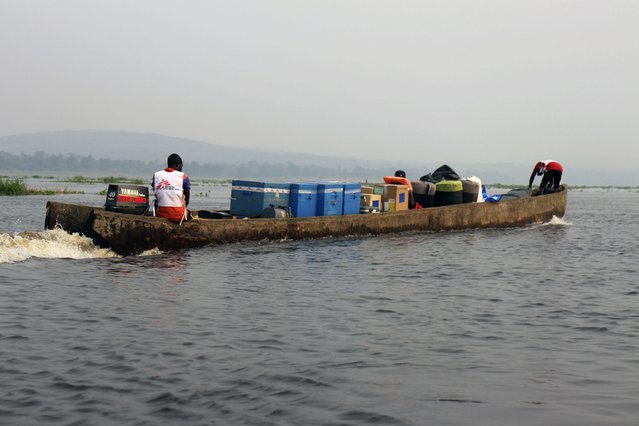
left=342, top=183, right=361, bottom=215
left=230, top=180, right=290, bottom=217
left=316, top=182, right=344, bottom=216
left=290, top=183, right=318, bottom=218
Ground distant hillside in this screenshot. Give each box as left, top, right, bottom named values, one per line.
left=0, top=130, right=387, bottom=169
left=0, top=150, right=391, bottom=181
left=0, top=130, right=531, bottom=181
left=1, top=130, right=637, bottom=185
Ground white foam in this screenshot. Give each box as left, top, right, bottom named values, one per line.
left=547, top=215, right=572, bottom=226
left=0, top=228, right=118, bottom=264
left=139, top=248, right=164, bottom=256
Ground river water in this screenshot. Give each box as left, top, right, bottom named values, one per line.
left=1, top=183, right=638, bottom=425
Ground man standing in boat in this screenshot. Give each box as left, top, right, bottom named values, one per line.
left=152, top=153, right=191, bottom=222
left=529, top=160, right=563, bottom=194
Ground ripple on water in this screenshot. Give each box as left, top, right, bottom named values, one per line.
left=2, top=191, right=639, bottom=425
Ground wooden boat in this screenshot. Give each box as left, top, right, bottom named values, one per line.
left=45, top=185, right=567, bottom=256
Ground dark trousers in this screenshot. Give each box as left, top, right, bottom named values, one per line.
left=540, top=170, right=562, bottom=193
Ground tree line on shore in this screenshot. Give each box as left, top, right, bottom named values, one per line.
left=10, top=150, right=635, bottom=187
left=1, top=151, right=388, bottom=180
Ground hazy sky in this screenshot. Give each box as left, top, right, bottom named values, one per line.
left=1, top=0, right=637, bottom=169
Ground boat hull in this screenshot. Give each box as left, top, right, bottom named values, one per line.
left=45, top=186, right=567, bottom=256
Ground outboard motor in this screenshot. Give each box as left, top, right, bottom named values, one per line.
left=104, top=184, right=149, bottom=215
left=260, top=205, right=291, bottom=218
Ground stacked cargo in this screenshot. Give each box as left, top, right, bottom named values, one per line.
left=361, top=166, right=486, bottom=213
left=228, top=166, right=486, bottom=218
left=316, top=182, right=344, bottom=216
left=360, top=186, right=382, bottom=213
left=342, top=183, right=361, bottom=215
left=290, top=183, right=318, bottom=217
left=230, top=180, right=290, bottom=217
left=462, top=176, right=483, bottom=203
left=383, top=184, right=410, bottom=212
left=434, top=180, right=463, bottom=207
left=231, top=180, right=362, bottom=218
left=411, top=181, right=436, bottom=208
left=360, top=184, right=410, bottom=212
left=229, top=177, right=494, bottom=216
left=418, top=165, right=486, bottom=207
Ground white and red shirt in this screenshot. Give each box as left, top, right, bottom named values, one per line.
left=152, top=168, right=190, bottom=222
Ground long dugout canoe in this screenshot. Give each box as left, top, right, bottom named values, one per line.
left=45, top=185, right=567, bottom=256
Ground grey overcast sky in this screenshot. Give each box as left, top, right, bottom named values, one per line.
left=1, top=0, right=637, bottom=169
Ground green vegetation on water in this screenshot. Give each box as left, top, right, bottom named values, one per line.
left=59, top=175, right=234, bottom=186
left=0, top=178, right=28, bottom=195
left=5, top=174, right=638, bottom=197
left=0, top=177, right=83, bottom=196
left=62, top=176, right=146, bottom=185
left=198, top=178, right=233, bottom=185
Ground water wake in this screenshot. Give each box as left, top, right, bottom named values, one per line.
left=0, top=228, right=117, bottom=263
left=547, top=215, right=572, bottom=226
